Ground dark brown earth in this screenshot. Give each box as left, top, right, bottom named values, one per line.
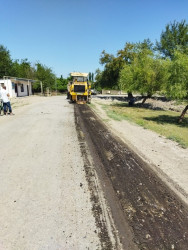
left=75, top=104, right=188, bottom=250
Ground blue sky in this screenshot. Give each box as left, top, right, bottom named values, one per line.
left=0, top=0, right=188, bottom=78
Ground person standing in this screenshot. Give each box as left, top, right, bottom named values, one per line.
left=0, top=86, right=14, bottom=115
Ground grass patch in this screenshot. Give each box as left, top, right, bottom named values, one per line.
left=167, top=135, right=187, bottom=149
left=106, top=110, right=123, bottom=121
left=102, top=104, right=130, bottom=121
left=88, top=103, right=96, bottom=109
left=101, top=102, right=188, bottom=148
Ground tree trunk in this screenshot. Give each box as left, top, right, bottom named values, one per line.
left=128, top=92, right=135, bottom=106
left=142, top=96, right=148, bottom=104
left=178, top=105, right=188, bottom=123
left=142, top=94, right=152, bottom=105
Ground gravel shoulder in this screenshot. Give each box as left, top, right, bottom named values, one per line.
left=91, top=97, right=188, bottom=206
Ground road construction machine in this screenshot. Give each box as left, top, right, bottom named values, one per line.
left=67, top=72, right=91, bottom=104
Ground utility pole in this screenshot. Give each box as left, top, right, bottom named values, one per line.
left=40, top=81, right=43, bottom=95
left=55, top=77, right=57, bottom=95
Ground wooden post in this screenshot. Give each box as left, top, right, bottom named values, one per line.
left=40, top=81, right=43, bottom=95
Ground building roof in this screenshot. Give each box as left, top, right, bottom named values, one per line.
left=2, top=76, right=38, bottom=83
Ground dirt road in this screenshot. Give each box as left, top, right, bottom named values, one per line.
left=0, top=96, right=120, bottom=249
left=1, top=95, right=188, bottom=249
left=75, top=104, right=188, bottom=249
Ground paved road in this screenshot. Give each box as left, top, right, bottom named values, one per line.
left=0, top=96, right=101, bottom=250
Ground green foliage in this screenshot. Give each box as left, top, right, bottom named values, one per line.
left=35, top=63, right=55, bottom=91
left=118, top=63, right=134, bottom=93
left=0, top=43, right=71, bottom=94
left=91, top=72, right=94, bottom=81
left=119, top=48, right=169, bottom=97
left=96, top=41, right=154, bottom=90
left=96, top=47, right=127, bottom=89
left=156, top=20, right=188, bottom=59
left=166, top=50, right=188, bottom=100
left=117, top=42, right=137, bottom=64
left=91, top=82, right=95, bottom=89
left=11, top=59, right=35, bottom=79
left=32, top=81, right=41, bottom=92
left=0, top=45, right=12, bottom=77
left=97, top=19, right=188, bottom=102
left=89, top=72, right=92, bottom=81
left=54, top=76, right=69, bottom=92
left=100, top=50, right=114, bottom=65
left=88, top=72, right=95, bottom=83
left=94, top=68, right=102, bottom=90
left=99, top=50, right=121, bottom=89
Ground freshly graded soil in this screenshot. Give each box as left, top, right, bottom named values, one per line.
left=75, top=103, right=188, bottom=249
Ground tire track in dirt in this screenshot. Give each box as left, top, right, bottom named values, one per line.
left=75, top=104, right=188, bottom=250
left=75, top=104, right=137, bottom=250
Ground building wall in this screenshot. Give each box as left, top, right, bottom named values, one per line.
left=0, top=79, right=32, bottom=98
left=0, top=80, right=16, bottom=98
left=29, top=83, right=32, bottom=95
left=11, top=81, right=18, bottom=98
left=17, top=83, right=28, bottom=97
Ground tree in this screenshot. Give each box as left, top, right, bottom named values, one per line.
left=0, top=45, right=12, bottom=78
left=88, top=72, right=92, bottom=81
left=88, top=72, right=94, bottom=82
left=138, top=38, right=154, bottom=51
left=0, top=43, right=62, bottom=94
left=156, top=20, right=188, bottom=59
left=98, top=48, right=128, bottom=89
left=119, top=48, right=169, bottom=103
left=99, top=50, right=114, bottom=65
left=94, top=68, right=103, bottom=92
left=118, top=63, right=134, bottom=94
left=11, top=59, right=35, bottom=79
left=166, top=50, right=188, bottom=122
left=91, top=73, right=94, bottom=82
left=117, top=42, right=137, bottom=64
left=54, top=75, right=69, bottom=92
left=35, top=63, right=55, bottom=91
left=135, top=50, right=168, bottom=103
left=98, top=42, right=147, bottom=90
left=98, top=50, right=117, bottom=89
left=32, top=80, right=41, bottom=93
left=10, top=59, right=20, bottom=77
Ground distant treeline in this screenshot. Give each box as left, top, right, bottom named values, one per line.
left=94, top=20, right=188, bottom=122
left=0, top=44, right=96, bottom=93
left=0, top=46, right=70, bottom=93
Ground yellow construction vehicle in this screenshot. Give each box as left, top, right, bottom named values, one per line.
left=67, top=72, right=91, bottom=104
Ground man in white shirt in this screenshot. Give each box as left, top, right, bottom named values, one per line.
left=0, top=86, right=14, bottom=115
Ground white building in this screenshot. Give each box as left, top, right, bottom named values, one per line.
left=0, top=77, right=33, bottom=98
